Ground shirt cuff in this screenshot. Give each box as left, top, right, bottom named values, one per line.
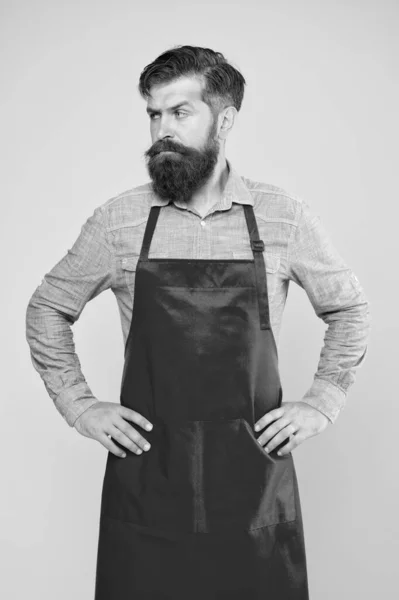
left=300, top=377, right=347, bottom=425
left=54, top=381, right=100, bottom=427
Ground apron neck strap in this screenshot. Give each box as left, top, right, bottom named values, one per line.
left=243, top=204, right=271, bottom=330
left=140, top=205, right=161, bottom=261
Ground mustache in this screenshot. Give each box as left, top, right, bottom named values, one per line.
left=145, top=140, right=189, bottom=159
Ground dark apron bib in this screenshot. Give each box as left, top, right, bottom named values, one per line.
left=94, top=203, right=309, bottom=599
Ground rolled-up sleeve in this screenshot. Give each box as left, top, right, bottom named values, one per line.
left=25, top=204, right=114, bottom=427
left=287, top=200, right=371, bottom=424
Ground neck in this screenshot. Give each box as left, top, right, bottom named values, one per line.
left=185, top=155, right=229, bottom=219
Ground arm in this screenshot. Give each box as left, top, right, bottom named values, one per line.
left=287, top=200, right=371, bottom=425
left=25, top=205, right=114, bottom=427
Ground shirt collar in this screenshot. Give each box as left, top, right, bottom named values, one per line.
left=150, top=159, right=253, bottom=211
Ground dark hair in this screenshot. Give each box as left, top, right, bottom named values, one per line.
left=138, top=45, right=246, bottom=114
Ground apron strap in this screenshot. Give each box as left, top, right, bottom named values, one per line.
left=140, top=205, right=161, bottom=261
left=243, top=205, right=271, bottom=330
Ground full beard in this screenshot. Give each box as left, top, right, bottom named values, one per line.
left=144, top=120, right=220, bottom=203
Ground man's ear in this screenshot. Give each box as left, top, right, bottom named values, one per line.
left=218, top=106, right=237, bottom=140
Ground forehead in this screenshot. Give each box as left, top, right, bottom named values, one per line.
left=146, top=76, right=206, bottom=109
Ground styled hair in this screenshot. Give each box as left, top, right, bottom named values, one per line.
left=138, top=45, right=246, bottom=114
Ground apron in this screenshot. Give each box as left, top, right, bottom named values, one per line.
left=94, top=202, right=309, bottom=600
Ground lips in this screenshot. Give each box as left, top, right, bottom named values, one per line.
left=154, top=150, right=182, bottom=157
left=148, top=146, right=184, bottom=158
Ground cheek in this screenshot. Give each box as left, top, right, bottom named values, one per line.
left=181, top=131, right=206, bottom=150
left=179, top=118, right=205, bottom=142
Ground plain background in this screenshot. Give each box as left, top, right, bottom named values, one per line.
left=1, top=0, right=398, bottom=598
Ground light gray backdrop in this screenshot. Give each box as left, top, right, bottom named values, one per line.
left=1, top=0, right=397, bottom=598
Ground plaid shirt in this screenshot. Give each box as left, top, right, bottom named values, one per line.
left=26, top=160, right=371, bottom=427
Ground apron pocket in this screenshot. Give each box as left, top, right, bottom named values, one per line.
left=201, top=417, right=297, bottom=532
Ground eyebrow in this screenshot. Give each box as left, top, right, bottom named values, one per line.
left=146, top=102, right=193, bottom=115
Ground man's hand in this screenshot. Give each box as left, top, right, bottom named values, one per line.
left=73, top=402, right=154, bottom=458
left=254, top=401, right=330, bottom=456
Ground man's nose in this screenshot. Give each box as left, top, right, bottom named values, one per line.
left=156, top=117, right=175, bottom=141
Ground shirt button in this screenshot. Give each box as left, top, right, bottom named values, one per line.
left=200, top=220, right=206, bottom=227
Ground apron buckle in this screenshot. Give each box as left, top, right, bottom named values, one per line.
left=250, top=239, right=265, bottom=252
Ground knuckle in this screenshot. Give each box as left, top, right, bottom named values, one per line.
left=129, top=409, right=139, bottom=421
left=127, top=440, right=140, bottom=452
left=119, top=406, right=132, bottom=421
left=134, top=437, right=145, bottom=449
left=121, top=435, right=140, bottom=453
left=128, top=426, right=141, bottom=441
left=106, top=405, right=117, bottom=417
left=137, top=435, right=150, bottom=450
left=131, top=434, right=148, bottom=451
left=117, top=421, right=131, bottom=434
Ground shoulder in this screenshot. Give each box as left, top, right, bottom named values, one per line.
left=240, top=174, right=307, bottom=226
left=96, top=181, right=154, bottom=231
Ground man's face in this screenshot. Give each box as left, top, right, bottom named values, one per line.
left=144, top=76, right=221, bottom=204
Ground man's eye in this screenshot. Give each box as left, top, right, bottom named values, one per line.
left=175, top=111, right=187, bottom=118
left=149, top=114, right=160, bottom=120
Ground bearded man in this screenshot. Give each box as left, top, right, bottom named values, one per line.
left=26, top=45, right=370, bottom=600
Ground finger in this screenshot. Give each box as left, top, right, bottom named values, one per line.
left=99, top=433, right=127, bottom=458
left=115, top=420, right=151, bottom=452
left=118, top=406, right=153, bottom=432
left=254, top=407, right=285, bottom=432
left=110, top=424, right=150, bottom=454
left=262, top=423, right=297, bottom=454
left=257, top=417, right=292, bottom=446
left=277, top=431, right=303, bottom=456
